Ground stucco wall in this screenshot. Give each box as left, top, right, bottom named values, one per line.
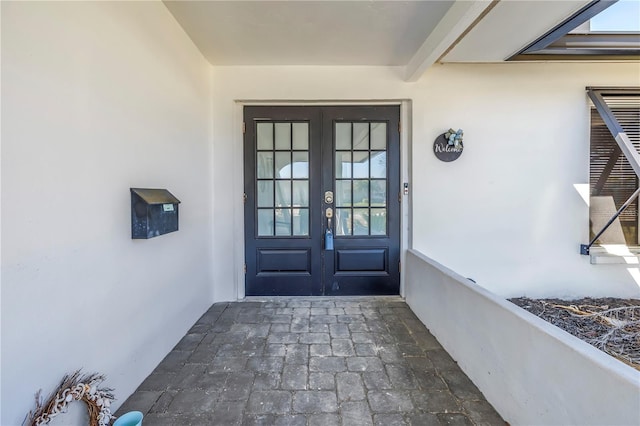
left=211, top=63, right=640, bottom=301
left=405, top=249, right=640, bottom=425
left=1, top=2, right=213, bottom=423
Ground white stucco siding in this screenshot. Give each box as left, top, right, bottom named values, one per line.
left=1, top=2, right=214, bottom=423
left=412, top=64, right=640, bottom=299
left=211, top=63, right=640, bottom=301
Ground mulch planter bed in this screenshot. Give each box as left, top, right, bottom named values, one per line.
left=509, top=297, right=640, bottom=371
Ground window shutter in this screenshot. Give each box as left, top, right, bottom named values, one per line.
left=590, top=95, right=640, bottom=245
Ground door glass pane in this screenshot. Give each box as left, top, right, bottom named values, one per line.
left=353, top=123, right=369, bottom=150
left=336, top=208, right=352, bottom=236
left=292, top=152, right=309, bottom=178
left=275, top=208, right=292, bottom=235
left=257, top=181, right=274, bottom=207
left=336, top=152, right=352, bottom=178
left=370, top=180, right=386, bottom=206
left=353, top=180, right=369, bottom=206
left=275, top=181, right=291, bottom=207
left=275, top=152, right=292, bottom=178
left=292, top=123, right=309, bottom=150
left=275, top=123, right=291, bottom=150
left=293, top=209, right=309, bottom=236
left=258, top=209, right=274, bottom=236
left=257, top=152, right=274, bottom=178
left=370, top=151, right=386, bottom=178
left=335, top=180, right=352, bottom=207
left=333, top=120, right=389, bottom=237
left=335, top=123, right=352, bottom=150
left=371, top=123, right=387, bottom=150
left=257, top=123, right=273, bottom=150
left=353, top=208, right=369, bottom=235
left=292, top=180, right=309, bottom=207
left=352, top=152, right=370, bottom=179
left=370, top=208, right=386, bottom=235
left=256, top=120, right=309, bottom=238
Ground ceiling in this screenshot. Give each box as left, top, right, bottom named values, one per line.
left=163, top=0, right=593, bottom=80
left=163, top=0, right=453, bottom=66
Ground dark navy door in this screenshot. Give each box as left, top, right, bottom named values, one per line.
left=244, top=106, right=400, bottom=296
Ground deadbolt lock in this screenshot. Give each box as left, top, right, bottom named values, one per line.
left=326, top=207, right=333, bottom=218
left=324, top=191, right=334, bottom=204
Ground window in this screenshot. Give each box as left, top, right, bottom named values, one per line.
left=586, top=88, right=640, bottom=253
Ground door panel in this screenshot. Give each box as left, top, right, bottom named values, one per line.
left=245, top=107, right=322, bottom=296
left=322, top=106, right=400, bottom=295
left=336, top=249, right=387, bottom=271
left=244, top=105, right=400, bottom=296
left=257, top=249, right=311, bottom=273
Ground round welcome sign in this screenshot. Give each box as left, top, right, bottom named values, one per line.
left=433, top=133, right=463, bottom=162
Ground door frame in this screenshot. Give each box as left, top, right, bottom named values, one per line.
left=232, top=100, right=412, bottom=299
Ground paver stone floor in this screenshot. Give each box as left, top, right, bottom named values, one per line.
left=116, top=297, right=504, bottom=425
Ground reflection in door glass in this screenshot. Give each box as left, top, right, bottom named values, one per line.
left=292, top=123, right=309, bottom=150
left=275, top=208, right=292, bottom=236
left=335, top=123, right=352, bottom=150
left=257, top=181, right=274, bottom=207
left=353, top=180, right=369, bottom=206
left=275, top=123, right=291, bottom=150
left=293, top=209, right=309, bottom=236
left=335, top=181, right=352, bottom=207
left=371, top=123, right=387, bottom=150
left=258, top=209, right=274, bottom=236
left=334, top=121, right=388, bottom=236
left=276, top=181, right=291, bottom=206
left=336, top=208, right=352, bottom=236
left=370, top=180, right=386, bottom=206
left=257, top=152, right=274, bottom=178
left=353, top=208, right=369, bottom=235
left=292, top=180, right=309, bottom=207
left=352, top=152, right=370, bottom=179
left=370, top=152, right=387, bottom=178
left=353, top=123, right=370, bottom=150
left=336, top=152, right=352, bottom=179
left=371, top=208, right=386, bottom=235
left=257, top=123, right=274, bottom=150
left=292, top=152, right=309, bottom=178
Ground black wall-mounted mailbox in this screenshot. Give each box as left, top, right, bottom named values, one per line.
left=130, top=188, right=180, bottom=239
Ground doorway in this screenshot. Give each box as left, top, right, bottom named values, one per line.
left=244, top=105, right=400, bottom=296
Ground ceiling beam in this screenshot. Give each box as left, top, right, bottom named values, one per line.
left=403, top=0, right=497, bottom=82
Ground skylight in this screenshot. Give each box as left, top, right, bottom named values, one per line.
left=590, top=0, right=640, bottom=32
left=510, top=0, right=640, bottom=60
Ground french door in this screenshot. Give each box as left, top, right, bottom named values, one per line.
left=244, top=105, right=400, bottom=296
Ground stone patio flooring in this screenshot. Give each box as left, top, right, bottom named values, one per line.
left=116, top=297, right=504, bottom=425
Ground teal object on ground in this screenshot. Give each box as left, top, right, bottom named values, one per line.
left=113, top=411, right=143, bottom=426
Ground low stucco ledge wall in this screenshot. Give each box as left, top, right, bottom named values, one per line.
left=405, top=249, right=640, bottom=426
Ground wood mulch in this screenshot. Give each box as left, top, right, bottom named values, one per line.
left=509, top=297, right=640, bottom=370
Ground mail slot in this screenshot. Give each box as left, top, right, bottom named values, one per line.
left=130, top=188, right=180, bottom=239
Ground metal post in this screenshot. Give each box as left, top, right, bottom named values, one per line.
left=581, top=187, right=640, bottom=255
